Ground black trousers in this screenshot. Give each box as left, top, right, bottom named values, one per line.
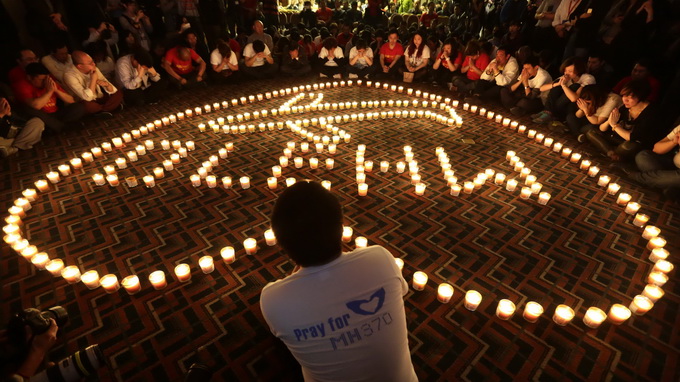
left=123, top=79, right=169, bottom=106
left=19, top=103, right=86, bottom=133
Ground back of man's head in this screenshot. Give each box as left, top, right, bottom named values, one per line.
left=252, top=40, right=266, bottom=53
left=271, top=181, right=343, bottom=267
left=25, top=62, right=50, bottom=77
left=132, top=46, right=154, bottom=67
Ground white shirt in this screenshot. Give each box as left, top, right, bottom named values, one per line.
left=260, top=246, right=418, bottom=382
left=64, top=67, right=117, bottom=101
left=41, top=54, right=74, bottom=84
left=210, top=49, right=238, bottom=71
left=318, top=47, right=344, bottom=67
left=115, top=55, right=161, bottom=90
left=243, top=43, right=272, bottom=67
left=595, top=93, right=623, bottom=119
left=559, top=73, right=596, bottom=87
left=349, top=47, right=373, bottom=69
left=404, top=45, right=430, bottom=68
left=528, top=67, right=552, bottom=89
left=665, top=125, right=680, bottom=168
left=553, top=0, right=582, bottom=29
left=480, top=56, right=519, bottom=86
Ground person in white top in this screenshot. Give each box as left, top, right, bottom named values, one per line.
left=399, top=32, right=431, bottom=82
left=242, top=40, right=277, bottom=79
left=209, top=40, right=240, bottom=82
left=41, top=44, right=74, bottom=85
left=116, top=46, right=166, bottom=106
left=64, top=51, right=123, bottom=116
left=318, top=37, right=347, bottom=79
left=347, top=39, right=375, bottom=79
left=632, top=124, right=680, bottom=199
left=500, top=55, right=552, bottom=117
left=467, top=46, right=519, bottom=104
left=533, top=56, right=595, bottom=124
left=565, top=85, right=622, bottom=138
left=260, top=181, right=418, bottom=382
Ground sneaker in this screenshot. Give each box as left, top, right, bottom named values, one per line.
left=532, top=111, right=553, bottom=124
left=333, top=73, right=342, bottom=79
left=348, top=73, right=358, bottom=79
left=577, top=134, right=586, bottom=143
left=319, top=73, right=328, bottom=78
left=0, top=146, right=18, bottom=157
left=510, top=107, right=526, bottom=117
left=530, top=111, right=546, bottom=120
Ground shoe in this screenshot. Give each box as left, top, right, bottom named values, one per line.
left=532, top=111, right=552, bottom=124
left=463, top=96, right=480, bottom=104
left=510, top=107, right=526, bottom=117
left=530, top=111, right=545, bottom=120
left=333, top=73, right=342, bottom=79
left=577, top=134, right=586, bottom=143
left=348, top=73, right=358, bottom=79
left=319, top=73, right=328, bottom=78
left=550, top=121, right=565, bottom=130
left=0, top=146, right=18, bottom=157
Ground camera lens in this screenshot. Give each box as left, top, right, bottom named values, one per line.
left=184, top=363, right=213, bottom=382
left=42, top=306, right=69, bottom=327
left=31, top=345, right=105, bottom=382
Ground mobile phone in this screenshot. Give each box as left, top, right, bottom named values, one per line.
left=587, top=8, right=592, bottom=13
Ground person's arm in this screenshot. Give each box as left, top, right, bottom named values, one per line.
left=495, top=59, right=518, bottom=86
left=118, top=59, right=142, bottom=89
left=510, top=69, right=527, bottom=93
left=264, top=52, right=274, bottom=65
left=195, top=58, right=206, bottom=79
left=559, top=75, right=580, bottom=102
left=349, top=49, right=360, bottom=66
left=540, top=77, right=560, bottom=92
left=162, top=58, right=186, bottom=84
left=364, top=51, right=373, bottom=67
left=13, top=319, right=58, bottom=380
left=95, top=69, right=116, bottom=94
left=479, top=60, right=495, bottom=81
left=27, top=82, right=56, bottom=110
left=652, top=134, right=679, bottom=154
left=147, top=66, right=161, bottom=81
left=53, top=83, right=75, bottom=104
left=244, top=53, right=258, bottom=67
left=432, top=54, right=442, bottom=70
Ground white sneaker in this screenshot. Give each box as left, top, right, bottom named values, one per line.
left=319, top=73, right=328, bottom=78
left=348, top=73, right=359, bottom=79
left=333, top=74, right=342, bottom=79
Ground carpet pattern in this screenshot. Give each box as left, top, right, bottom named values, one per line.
left=1, top=76, right=678, bottom=381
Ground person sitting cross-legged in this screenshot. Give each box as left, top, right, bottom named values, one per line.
left=430, top=39, right=462, bottom=88
left=500, top=55, right=552, bottom=117
left=399, top=32, right=431, bottom=83
left=347, top=39, right=374, bottom=79
left=242, top=40, right=278, bottom=79
left=162, top=43, right=207, bottom=89
left=0, top=97, right=45, bottom=157
left=64, top=51, right=124, bottom=116
left=465, top=45, right=518, bottom=104
left=566, top=85, right=621, bottom=139
left=629, top=123, right=680, bottom=200
left=209, top=39, right=241, bottom=82
left=280, top=42, right=312, bottom=77
left=375, top=29, right=404, bottom=80
left=318, top=37, right=346, bottom=79
left=116, top=46, right=167, bottom=106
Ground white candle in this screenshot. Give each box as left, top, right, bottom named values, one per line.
left=100, top=274, right=120, bottom=293
left=199, top=256, right=215, bottom=273
left=45, top=259, right=64, bottom=276
left=125, top=176, right=137, bottom=188
left=523, top=302, right=544, bottom=323
left=538, top=192, right=551, bottom=205
left=412, top=271, right=428, bottom=291
left=648, top=271, right=668, bottom=287
left=127, top=151, right=138, bottom=162
left=57, top=164, right=71, bottom=176
left=520, top=187, right=532, bottom=199
left=496, top=299, right=516, bottom=320
left=91, top=147, right=103, bottom=157
left=464, top=290, right=482, bottom=311
left=61, top=265, right=81, bottom=284
left=163, top=160, right=174, bottom=171
left=607, top=304, right=631, bottom=325
left=358, top=183, right=368, bottom=196
left=633, top=213, right=649, bottom=227
left=30, top=252, right=49, bottom=270
left=649, top=248, right=668, bottom=262
left=121, top=275, right=141, bottom=295
left=14, top=198, right=30, bottom=211
left=175, top=263, right=191, bottom=281
left=396, top=162, right=406, bottom=173
left=309, top=157, right=319, bottom=169
left=624, top=202, right=641, bottom=215
left=321, top=180, right=331, bottom=190
left=286, top=178, right=296, bottom=187
left=616, top=193, right=631, bottom=205
left=244, top=238, right=257, bottom=255
left=380, top=161, right=389, bottom=172
left=154, top=167, right=164, bottom=179
left=463, top=182, right=474, bottom=194
left=629, top=295, right=654, bottom=315
left=342, top=226, right=353, bottom=242
left=647, top=236, right=666, bottom=250
left=240, top=176, right=251, bottom=189
left=46, top=171, right=60, bottom=184
left=642, top=226, right=660, bottom=240
left=415, top=183, right=426, bottom=195
left=641, top=284, right=664, bottom=302
left=583, top=307, right=607, bottom=328
left=106, top=174, right=119, bottom=186
left=264, top=229, right=277, bottom=246
left=325, top=158, right=335, bottom=170
left=395, top=258, right=404, bottom=271
left=450, top=184, right=462, bottom=196
left=570, top=152, right=581, bottom=163
left=653, top=259, right=673, bottom=273
left=597, top=175, right=610, bottom=187
left=411, top=174, right=420, bottom=185
left=22, top=189, right=37, bottom=202
left=144, top=139, right=154, bottom=150
left=355, top=236, right=367, bottom=248
left=553, top=304, right=575, bottom=326
left=437, top=283, right=454, bottom=303
left=221, top=247, right=236, bottom=264
left=530, top=183, right=542, bottom=194
left=580, top=159, right=591, bottom=170
left=81, top=270, right=101, bottom=289
left=506, top=179, right=518, bottom=192
left=143, top=175, right=155, bottom=188
left=606, top=183, right=621, bottom=195
left=206, top=175, right=217, bottom=188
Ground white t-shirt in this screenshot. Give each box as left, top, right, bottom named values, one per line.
left=260, top=246, right=418, bottom=382
left=349, top=47, right=373, bottom=69
left=404, top=45, right=430, bottom=68
left=563, top=73, right=596, bottom=87
left=595, top=93, right=623, bottom=119
left=243, top=43, right=271, bottom=67
left=528, top=67, right=552, bottom=89
left=665, top=125, right=680, bottom=168
left=210, top=49, right=238, bottom=71
left=318, top=47, right=344, bottom=67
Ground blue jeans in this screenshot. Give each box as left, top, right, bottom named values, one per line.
left=633, top=150, right=680, bottom=190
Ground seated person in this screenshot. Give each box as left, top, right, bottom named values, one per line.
left=210, top=40, right=240, bottom=82
left=8, top=49, right=39, bottom=84
left=612, top=59, right=661, bottom=102
left=64, top=51, right=124, bottom=115
left=451, top=40, right=490, bottom=96
left=242, top=40, right=277, bottom=79
left=116, top=46, right=166, bottom=106
left=13, top=63, right=85, bottom=133
left=344, top=1, right=363, bottom=24
left=500, top=55, right=552, bottom=117
left=533, top=56, right=595, bottom=124
left=399, top=32, right=430, bottom=82
left=85, top=41, right=116, bottom=82
left=466, top=45, right=518, bottom=103
left=0, top=97, right=45, bottom=157
left=631, top=124, right=680, bottom=199
left=318, top=37, right=346, bottom=79
left=300, top=1, right=317, bottom=27
left=247, top=20, right=274, bottom=52
left=162, top=44, right=207, bottom=89
left=420, top=2, right=438, bottom=28
left=347, top=39, right=374, bottom=79
left=586, top=52, right=615, bottom=89
left=376, top=29, right=404, bottom=80
left=183, top=28, right=210, bottom=64
left=430, top=39, right=462, bottom=87
left=316, top=0, right=333, bottom=24
left=566, top=85, right=621, bottom=138
left=583, top=80, right=665, bottom=162
left=119, top=0, right=153, bottom=51
left=41, top=42, right=74, bottom=85
left=260, top=181, right=418, bottom=382
left=336, top=23, right=354, bottom=48
left=280, top=42, right=312, bottom=77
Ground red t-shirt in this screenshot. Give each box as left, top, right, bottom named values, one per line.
left=379, top=43, right=405, bottom=65
left=12, top=78, right=63, bottom=113
left=462, top=52, right=490, bottom=81
left=337, top=32, right=354, bottom=48
left=612, top=76, right=661, bottom=102
left=164, top=47, right=201, bottom=75
left=420, top=12, right=438, bottom=28
left=316, top=7, right=332, bottom=23
left=228, top=39, right=242, bottom=56
left=438, top=51, right=463, bottom=71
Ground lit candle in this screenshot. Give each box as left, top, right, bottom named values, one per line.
left=321, top=180, right=331, bottom=190
left=240, top=176, right=251, bottom=189
left=14, top=198, right=30, bottom=211
left=106, top=174, right=119, bottom=186
left=496, top=299, right=516, bottom=320
left=81, top=270, right=100, bottom=289
left=530, top=182, right=542, bottom=194
left=342, top=226, right=353, bottom=242
left=309, top=157, right=319, bottom=169
left=649, top=248, right=668, bottom=262
left=91, top=147, right=103, bottom=158
left=523, top=301, right=544, bottom=323
left=153, top=167, right=164, bottom=179
left=410, top=174, right=420, bottom=185
left=653, top=259, right=673, bottom=274
left=46, top=171, right=60, bottom=184
left=380, top=161, right=389, bottom=172
left=583, top=307, right=607, bottom=328
left=285, top=178, right=296, bottom=187
left=125, top=177, right=137, bottom=188
left=35, top=179, right=49, bottom=192
left=437, top=283, right=454, bottom=303
left=647, top=236, right=666, bottom=251
left=412, top=271, right=428, bottom=291
left=415, top=183, right=426, bottom=195
left=244, top=238, right=257, bottom=255
left=358, top=183, right=368, bottom=196
left=597, top=175, right=610, bottom=187
left=264, top=229, right=277, bottom=246
left=579, top=159, right=591, bottom=170
left=538, top=192, right=551, bottom=205
left=464, top=290, right=482, bottom=311
left=143, top=175, right=155, bottom=188
left=624, top=202, right=640, bottom=215
left=221, top=246, right=236, bottom=264
left=206, top=175, right=217, bottom=188
left=30, top=252, right=49, bottom=270
left=199, top=256, right=215, bottom=273
left=607, top=304, right=631, bottom=325
left=57, top=164, right=71, bottom=176
left=175, top=263, right=191, bottom=281
left=144, top=139, right=154, bottom=150
left=616, top=193, right=631, bottom=205
left=648, top=271, right=668, bottom=286
left=641, top=284, right=664, bottom=302
left=450, top=184, right=462, bottom=196
left=45, top=259, right=64, bottom=276
left=553, top=304, right=574, bottom=326
left=642, top=225, right=660, bottom=240
left=606, top=183, right=621, bottom=195
left=355, top=236, right=367, bottom=248
left=633, top=213, right=649, bottom=227
left=494, top=173, right=506, bottom=185
left=520, top=187, right=532, bottom=199
left=629, top=295, right=654, bottom=315
left=463, top=182, right=474, bottom=194
left=61, top=265, right=81, bottom=284
left=100, top=274, right=120, bottom=293
left=552, top=142, right=563, bottom=153
left=570, top=153, right=581, bottom=163
left=127, top=151, right=138, bottom=162
left=122, top=275, right=141, bottom=294
left=395, top=258, right=404, bottom=270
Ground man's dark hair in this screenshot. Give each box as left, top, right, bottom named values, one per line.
left=588, top=51, right=606, bottom=62
left=132, top=46, right=154, bottom=67
left=496, top=45, right=511, bottom=56
left=182, top=28, right=198, bottom=40
left=579, top=84, right=609, bottom=109
left=25, top=63, right=50, bottom=77
left=355, top=39, right=367, bottom=50
left=524, top=54, right=539, bottom=67
left=50, top=41, right=68, bottom=54
left=271, top=181, right=343, bottom=267
left=16, top=48, right=33, bottom=61
left=560, top=56, right=586, bottom=76
left=252, top=39, right=265, bottom=53
left=621, top=79, right=652, bottom=102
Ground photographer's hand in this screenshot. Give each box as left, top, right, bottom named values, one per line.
left=14, top=319, right=58, bottom=379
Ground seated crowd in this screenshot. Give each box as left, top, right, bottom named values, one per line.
left=1, top=0, right=678, bottom=199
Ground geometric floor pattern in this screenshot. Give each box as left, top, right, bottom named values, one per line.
left=1, top=75, right=678, bottom=381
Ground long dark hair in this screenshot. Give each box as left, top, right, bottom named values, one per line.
left=407, top=32, right=425, bottom=58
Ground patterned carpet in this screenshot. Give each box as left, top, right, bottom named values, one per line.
left=1, top=75, right=678, bottom=381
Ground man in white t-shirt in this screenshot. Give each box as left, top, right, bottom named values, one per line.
left=209, top=40, right=240, bottom=82
left=347, top=39, right=375, bottom=79
left=260, top=181, right=418, bottom=382
left=242, top=40, right=277, bottom=79
left=466, top=46, right=518, bottom=105
left=500, top=55, right=552, bottom=117
left=533, top=56, right=595, bottom=124
left=631, top=124, right=680, bottom=200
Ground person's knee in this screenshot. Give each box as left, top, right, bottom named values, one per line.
left=635, top=150, right=657, bottom=171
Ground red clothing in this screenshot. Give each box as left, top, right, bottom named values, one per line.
left=316, top=7, right=332, bottom=23
left=164, top=47, right=201, bottom=75
left=379, top=43, right=405, bottom=65
left=462, top=52, right=490, bottom=81
left=438, top=51, right=463, bottom=71
left=12, top=78, right=64, bottom=113
left=8, top=66, right=25, bottom=83
left=228, top=39, right=242, bottom=55
left=336, top=32, right=354, bottom=47
left=612, top=76, right=661, bottom=102
left=420, top=12, right=438, bottom=28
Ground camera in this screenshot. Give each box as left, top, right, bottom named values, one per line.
left=30, top=345, right=105, bottom=382
left=9, top=306, right=68, bottom=338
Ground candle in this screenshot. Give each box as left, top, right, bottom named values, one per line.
left=244, top=238, right=257, bottom=255
left=143, top=175, right=155, bottom=188
left=35, top=179, right=49, bottom=192
left=206, top=175, right=217, bottom=188
left=641, top=284, right=664, bottom=302
left=174, top=263, right=191, bottom=282
left=144, top=140, right=154, bottom=150
left=553, top=304, right=575, bottom=326
left=642, top=226, right=660, bottom=240
left=61, top=265, right=81, bottom=284
left=496, top=299, right=516, bottom=320
left=597, top=175, right=610, bottom=187
left=410, top=174, right=420, bottom=185
left=494, top=173, right=506, bottom=185
left=355, top=236, right=367, bottom=248
left=633, top=213, right=649, bottom=227
left=81, top=270, right=101, bottom=289
left=396, top=162, right=406, bottom=173
left=286, top=178, right=296, bottom=187
left=583, top=307, right=607, bottom=328
left=122, top=275, right=141, bottom=294
left=240, top=176, right=251, bottom=189
left=127, top=151, right=138, bottom=162
left=45, top=259, right=64, bottom=276
left=221, top=246, right=236, bottom=264
left=326, top=158, right=335, bottom=169
left=321, top=180, right=331, bottom=190
left=649, top=248, right=668, bottom=262
left=464, top=290, right=482, bottom=311
left=14, top=198, right=30, bottom=211
left=91, top=147, right=103, bottom=157
left=437, top=283, right=454, bottom=303
left=520, top=187, right=532, bottom=199
left=624, top=202, right=641, bottom=215
left=264, top=229, right=277, bottom=246
left=100, top=274, right=120, bottom=293
left=125, top=177, right=137, bottom=188
left=629, top=295, right=654, bottom=315
left=340, top=226, right=354, bottom=242
left=57, top=164, right=71, bottom=176
left=309, top=157, right=319, bottom=169
left=648, top=271, right=668, bottom=286
left=178, top=147, right=187, bottom=158
left=647, top=236, right=666, bottom=250
left=606, top=183, right=621, bottom=195
left=358, top=183, right=368, bottom=196
left=653, top=259, right=673, bottom=274
left=30, top=252, right=49, bottom=270
left=561, top=148, right=572, bottom=158
left=106, top=174, right=119, bottom=186
left=544, top=137, right=554, bottom=147
left=463, top=182, right=474, bottom=194
left=412, top=271, right=428, bottom=291
left=395, top=258, right=404, bottom=270
left=46, top=171, right=60, bottom=183
left=506, top=179, right=518, bottom=192
left=19, top=244, right=37, bottom=260
left=449, top=184, right=461, bottom=196
left=616, top=193, right=631, bottom=205
left=101, top=142, right=112, bottom=152
left=538, top=192, right=551, bottom=205
left=264, top=177, right=277, bottom=190
left=415, top=183, right=426, bottom=195
left=153, top=167, right=164, bottom=179
left=608, top=304, right=631, bottom=325
left=523, top=302, right=544, bottom=323
left=570, top=153, right=581, bottom=163
left=530, top=182, right=542, bottom=194
left=199, top=256, right=215, bottom=273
